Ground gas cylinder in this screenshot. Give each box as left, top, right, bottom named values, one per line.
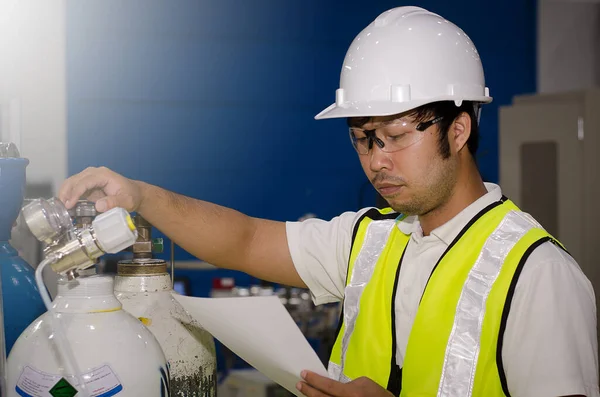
left=114, top=214, right=216, bottom=396
left=7, top=275, right=170, bottom=397
left=115, top=259, right=217, bottom=397
left=0, top=143, right=46, bottom=353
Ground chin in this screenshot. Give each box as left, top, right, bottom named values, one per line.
left=387, top=198, right=424, bottom=216
left=388, top=202, right=412, bottom=215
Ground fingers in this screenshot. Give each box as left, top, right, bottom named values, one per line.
left=96, top=194, right=135, bottom=213
left=60, top=173, right=109, bottom=209
left=297, top=372, right=390, bottom=397
left=59, top=167, right=107, bottom=208
left=299, top=371, right=345, bottom=397
left=296, top=381, right=331, bottom=397
left=59, top=166, right=136, bottom=213
left=86, top=190, right=109, bottom=202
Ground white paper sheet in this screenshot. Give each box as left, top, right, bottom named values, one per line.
left=173, top=294, right=329, bottom=396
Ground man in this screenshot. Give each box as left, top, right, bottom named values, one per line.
left=59, top=6, right=598, bottom=397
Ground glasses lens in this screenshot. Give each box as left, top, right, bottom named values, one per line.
left=349, top=116, right=441, bottom=154
left=349, top=128, right=369, bottom=154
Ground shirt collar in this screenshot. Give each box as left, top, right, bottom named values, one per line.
left=396, top=183, right=503, bottom=245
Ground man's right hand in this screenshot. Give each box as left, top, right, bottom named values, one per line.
left=58, top=166, right=305, bottom=288
left=58, top=166, right=144, bottom=213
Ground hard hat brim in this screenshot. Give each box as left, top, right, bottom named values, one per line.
left=315, top=96, right=493, bottom=120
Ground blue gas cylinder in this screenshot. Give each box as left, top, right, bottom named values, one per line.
left=0, top=156, right=46, bottom=353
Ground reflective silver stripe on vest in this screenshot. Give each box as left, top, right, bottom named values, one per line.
left=337, top=219, right=396, bottom=382
left=328, top=362, right=352, bottom=383
left=437, top=210, right=538, bottom=397
left=328, top=361, right=342, bottom=380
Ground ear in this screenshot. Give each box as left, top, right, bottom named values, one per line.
left=450, top=112, right=471, bottom=153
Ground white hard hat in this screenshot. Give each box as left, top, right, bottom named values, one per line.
left=315, top=6, right=492, bottom=120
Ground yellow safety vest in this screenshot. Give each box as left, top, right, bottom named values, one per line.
left=328, top=198, right=564, bottom=397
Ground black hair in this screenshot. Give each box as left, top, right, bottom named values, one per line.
left=346, top=101, right=480, bottom=158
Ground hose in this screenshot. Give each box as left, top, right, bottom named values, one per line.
left=35, top=257, right=90, bottom=397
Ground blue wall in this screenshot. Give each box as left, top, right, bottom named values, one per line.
left=66, top=0, right=536, bottom=261
left=66, top=0, right=536, bottom=376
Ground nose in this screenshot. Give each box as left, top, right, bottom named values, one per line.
left=369, top=143, right=393, bottom=173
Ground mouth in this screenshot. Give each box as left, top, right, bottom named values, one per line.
left=375, top=184, right=403, bottom=197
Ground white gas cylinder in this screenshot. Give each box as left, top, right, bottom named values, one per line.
left=7, top=275, right=169, bottom=397
left=114, top=259, right=217, bottom=397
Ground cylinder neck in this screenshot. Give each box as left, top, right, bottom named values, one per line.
left=114, top=271, right=172, bottom=294
left=53, top=275, right=122, bottom=313
left=117, top=259, right=168, bottom=276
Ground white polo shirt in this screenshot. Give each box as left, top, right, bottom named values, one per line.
left=286, top=183, right=599, bottom=397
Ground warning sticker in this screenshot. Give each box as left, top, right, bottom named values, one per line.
left=15, top=364, right=123, bottom=397
left=82, top=365, right=123, bottom=397
left=15, top=367, right=57, bottom=397
left=49, top=378, right=77, bottom=397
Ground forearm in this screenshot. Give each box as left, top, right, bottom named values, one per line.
left=135, top=181, right=306, bottom=287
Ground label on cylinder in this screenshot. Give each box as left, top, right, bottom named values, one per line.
left=15, top=364, right=123, bottom=397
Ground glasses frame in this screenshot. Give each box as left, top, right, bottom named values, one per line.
left=349, top=116, right=444, bottom=155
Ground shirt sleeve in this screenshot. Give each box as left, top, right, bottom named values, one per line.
left=285, top=208, right=371, bottom=305
left=503, top=241, right=599, bottom=397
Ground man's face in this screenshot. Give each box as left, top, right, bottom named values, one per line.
left=352, top=113, right=458, bottom=216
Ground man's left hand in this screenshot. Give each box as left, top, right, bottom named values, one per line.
left=296, top=370, right=394, bottom=397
